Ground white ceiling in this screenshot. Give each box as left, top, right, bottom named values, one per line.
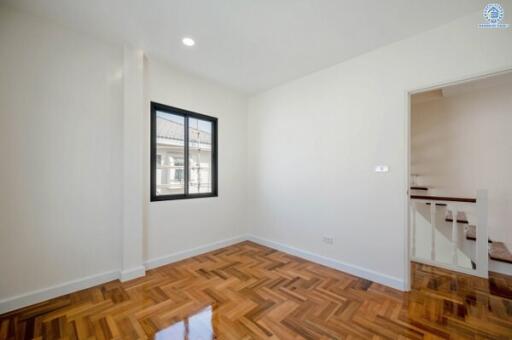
left=2, top=0, right=485, bottom=94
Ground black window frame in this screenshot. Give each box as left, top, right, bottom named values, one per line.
left=150, top=102, right=218, bottom=201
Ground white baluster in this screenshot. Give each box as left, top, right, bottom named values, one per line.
left=430, top=201, right=436, bottom=261
left=451, top=208, right=458, bottom=265
left=476, top=190, right=489, bottom=278
left=411, top=201, right=416, bottom=258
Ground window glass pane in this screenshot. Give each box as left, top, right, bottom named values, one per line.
left=188, top=117, right=213, bottom=194
left=156, top=111, right=185, bottom=195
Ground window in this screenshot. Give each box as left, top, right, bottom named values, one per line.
left=151, top=102, right=218, bottom=201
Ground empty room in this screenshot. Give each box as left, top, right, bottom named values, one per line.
left=1, top=1, right=511, bottom=339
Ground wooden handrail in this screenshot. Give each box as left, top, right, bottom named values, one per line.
left=410, top=195, right=476, bottom=203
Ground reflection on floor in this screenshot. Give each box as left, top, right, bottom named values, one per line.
left=154, top=306, right=213, bottom=339
left=1, top=241, right=511, bottom=339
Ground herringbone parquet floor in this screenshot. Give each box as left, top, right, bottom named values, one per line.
left=1, top=241, right=512, bottom=339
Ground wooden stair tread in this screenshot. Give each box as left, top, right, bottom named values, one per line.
left=489, top=242, right=512, bottom=264
left=466, top=225, right=476, bottom=240
left=410, top=186, right=429, bottom=191
left=445, top=211, right=469, bottom=224
left=465, top=225, right=492, bottom=242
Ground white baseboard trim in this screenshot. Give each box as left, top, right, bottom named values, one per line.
left=0, top=270, right=119, bottom=315
left=144, top=235, right=248, bottom=270
left=120, top=265, right=146, bottom=282
left=248, top=235, right=406, bottom=291
left=0, top=236, right=247, bottom=315
left=0, top=234, right=407, bottom=314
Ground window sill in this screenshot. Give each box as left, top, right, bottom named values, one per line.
left=150, top=192, right=218, bottom=202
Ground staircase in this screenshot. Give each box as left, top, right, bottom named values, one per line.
left=409, top=186, right=512, bottom=277
left=464, top=225, right=512, bottom=269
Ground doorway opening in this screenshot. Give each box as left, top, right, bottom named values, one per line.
left=407, top=70, right=512, bottom=288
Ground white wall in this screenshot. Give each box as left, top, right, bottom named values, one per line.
left=1, top=1, right=511, bottom=311
left=248, top=10, right=512, bottom=289
left=412, top=82, right=512, bottom=245
left=0, top=5, right=248, bottom=312
left=0, top=6, right=123, bottom=300
left=145, top=59, right=248, bottom=264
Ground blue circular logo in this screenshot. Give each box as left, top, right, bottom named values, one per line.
left=483, top=3, right=504, bottom=24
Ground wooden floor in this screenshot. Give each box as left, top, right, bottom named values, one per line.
left=1, top=241, right=512, bottom=339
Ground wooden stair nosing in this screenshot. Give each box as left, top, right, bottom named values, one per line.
left=466, top=235, right=493, bottom=243
left=465, top=225, right=492, bottom=243
left=426, top=202, right=447, bottom=206
left=445, top=217, right=469, bottom=224
left=445, top=211, right=468, bottom=224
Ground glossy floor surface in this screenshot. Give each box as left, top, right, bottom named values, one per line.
left=1, top=241, right=512, bottom=339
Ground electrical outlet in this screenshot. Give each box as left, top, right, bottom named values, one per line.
left=322, top=236, right=334, bottom=245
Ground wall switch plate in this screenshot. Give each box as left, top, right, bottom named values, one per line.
left=375, top=165, right=389, bottom=173
left=322, top=236, right=334, bottom=245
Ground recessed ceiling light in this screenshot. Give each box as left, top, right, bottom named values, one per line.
left=182, top=37, right=195, bottom=47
